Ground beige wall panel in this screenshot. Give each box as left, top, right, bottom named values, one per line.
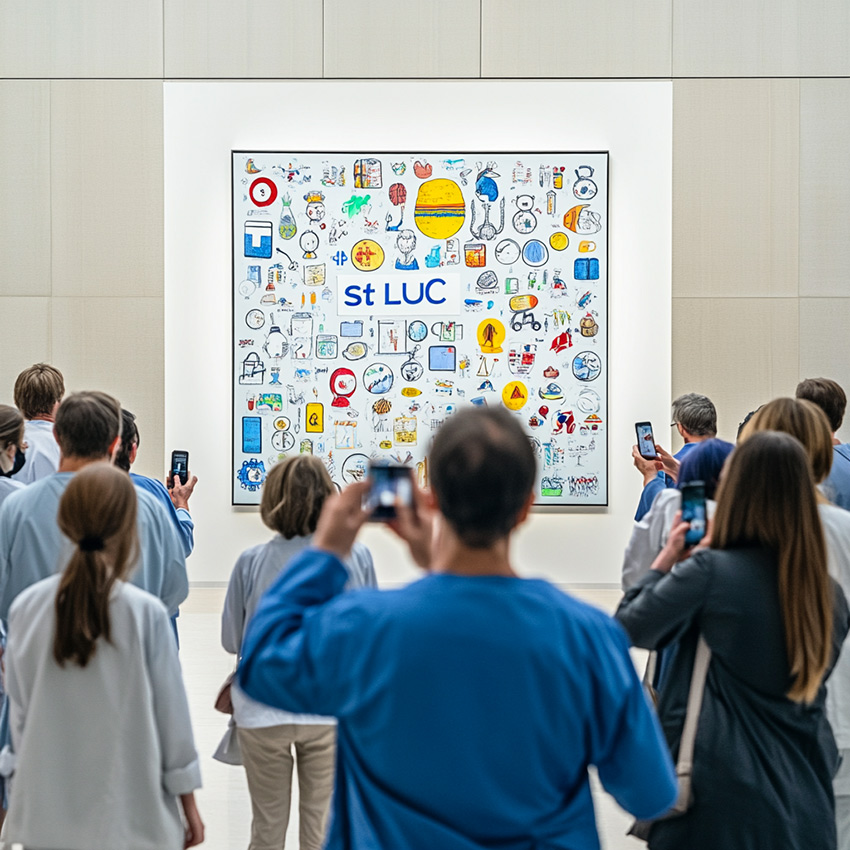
left=0, top=0, right=162, bottom=78
left=673, top=80, right=799, bottom=299
left=672, top=298, right=799, bottom=443
left=799, top=80, right=850, bottom=297
left=324, top=0, right=480, bottom=77
left=51, top=297, right=164, bottom=480
left=50, top=82, right=163, bottom=299
left=0, top=298, right=51, bottom=404
left=164, top=0, right=323, bottom=78
left=482, top=0, right=671, bottom=78
left=0, top=82, right=51, bottom=297
left=673, top=0, right=850, bottom=77
left=799, top=298, right=850, bottom=443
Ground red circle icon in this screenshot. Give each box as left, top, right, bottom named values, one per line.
left=249, top=177, right=278, bottom=207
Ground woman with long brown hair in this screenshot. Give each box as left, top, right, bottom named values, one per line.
left=616, top=430, right=850, bottom=849
left=2, top=463, right=204, bottom=849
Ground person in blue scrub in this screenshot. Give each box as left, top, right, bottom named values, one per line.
left=633, top=393, right=717, bottom=521
left=240, top=407, right=677, bottom=850
left=114, top=409, right=196, bottom=645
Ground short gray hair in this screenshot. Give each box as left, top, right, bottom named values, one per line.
left=672, top=393, right=717, bottom=437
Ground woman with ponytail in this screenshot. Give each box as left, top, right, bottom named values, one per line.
left=221, top=455, right=376, bottom=850
left=616, top=430, right=850, bottom=850
left=3, top=463, right=204, bottom=849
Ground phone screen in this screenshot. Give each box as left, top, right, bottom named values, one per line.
left=366, top=463, right=413, bottom=521
left=635, top=422, right=657, bottom=459
left=680, top=481, right=707, bottom=547
left=171, top=450, right=189, bottom=486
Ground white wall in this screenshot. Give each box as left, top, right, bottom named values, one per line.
left=165, top=80, right=672, bottom=586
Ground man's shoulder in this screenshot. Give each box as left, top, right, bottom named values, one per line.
left=2, top=474, right=66, bottom=514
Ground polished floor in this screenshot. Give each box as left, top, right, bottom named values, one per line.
left=181, top=586, right=644, bottom=850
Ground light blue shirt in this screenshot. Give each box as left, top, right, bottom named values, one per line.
left=130, top=472, right=194, bottom=558
left=239, top=549, right=677, bottom=850
left=0, top=472, right=188, bottom=619
left=13, top=421, right=60, bottom=485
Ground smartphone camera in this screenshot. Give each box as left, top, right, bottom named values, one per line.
left=366, top=462, right=413, bottom=521
left=680, top=480, right=707, bottom=547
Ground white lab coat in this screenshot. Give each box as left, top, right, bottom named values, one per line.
left=3, top=575, right=201, bottom=850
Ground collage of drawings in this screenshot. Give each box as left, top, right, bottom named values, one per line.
left=233, top=151, right=608, bottom=506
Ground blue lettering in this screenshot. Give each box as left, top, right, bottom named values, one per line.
left=364, top=283, right=376, bottom=307
left=402, top=281, right=424, bottom=305
left=383, top=282, right=401, bottom=306
left=425, top=278, right=447, bottom=305
left=343, top=284, right=362, bottom=306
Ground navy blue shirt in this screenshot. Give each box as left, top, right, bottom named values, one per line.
left=240, top=549, right=677, bottom=850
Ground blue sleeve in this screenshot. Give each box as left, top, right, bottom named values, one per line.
left=591, top=621, right=678, bottom=819
left=635, top=475, right=666, bottom=521
left=174, top=508, right=195, bottom=558
left=238, top=548, right=360, bottom=717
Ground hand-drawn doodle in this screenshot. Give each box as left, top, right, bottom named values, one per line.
left=232, top=151, right=608, bottom=505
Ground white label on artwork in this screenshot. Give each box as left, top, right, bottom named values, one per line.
left=337, top=274, right=461, bottom=317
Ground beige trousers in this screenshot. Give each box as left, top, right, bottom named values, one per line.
left=237, top=724, right=336, bottom=850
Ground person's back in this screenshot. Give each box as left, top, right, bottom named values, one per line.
left=0, top=392, right=187, bottom=619
left=11, top=363, right=64, bottom=485
left=240, top=407, right=677, bottom=850
left=0, top=473, right=187, bottom=618
left=2, top=463, right=203, bottom=850
left=5, top=577, right=197, bottom=850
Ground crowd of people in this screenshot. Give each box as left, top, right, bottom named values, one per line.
left=0, top=362, right=849, bottom=850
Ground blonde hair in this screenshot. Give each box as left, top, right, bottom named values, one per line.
left=260, top=455, right=334, bottom=539
left=741, top=397, right=834, bottom=484
left=54, top=463, right=139, bottom=667
left=712, top=431, right=832, bottom=703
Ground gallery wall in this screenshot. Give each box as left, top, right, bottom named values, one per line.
left=2, top=1, right=850, bottom=584
left=164, top=81, right=670, bottom=585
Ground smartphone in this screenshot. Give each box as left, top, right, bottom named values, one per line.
left=365, top=462, right=413, bottom=521
left=680, top=481, right=707, bottom=547
left=635, top=421, right=658, bottom=460
left=170, top=450, right=189, bottom=486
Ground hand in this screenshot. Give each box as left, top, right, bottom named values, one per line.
left=388, top=482, right=435, bottom=570
left=180, top=792, right=204, bottom=848
left=168, top=471, right=198, bottom=511
left=654, top=445, right=680, bottom=483
left=632, top=445, right=662, bottom=486
left=314, top=480, right=370, bottom=559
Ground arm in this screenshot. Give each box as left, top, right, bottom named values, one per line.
left=173, top=510, right=194, bottom=559
left=157, top=518, right=189, bottom=618
left=146, top=602, right=202, bottom=797
left=616, top=550, right=712, bottom=650
left=591, top=622, right=678, bottom=819
left=237, top=547, right=358, bottom=717
left=168, top=473, right=197, bottom=558
left=221, top=557, right=247, bottom=655
left=621, top=490, right=680, bottom=591
left=634, top=476, right=665, bottom=522
left=4, top=603, right=30, bottom=772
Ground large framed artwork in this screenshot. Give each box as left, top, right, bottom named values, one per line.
left=232, top=152, right=608, bottom=506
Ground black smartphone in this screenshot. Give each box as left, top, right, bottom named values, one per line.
left=170, top=450, right=189, bottom=486
left=635, top=421, right=658, bottom=460
left=680, top=481, right=707, bottom=547
left=366, top=462, right=413, bottom=521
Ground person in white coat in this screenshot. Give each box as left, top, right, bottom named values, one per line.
left=2, top=462, right=204, bottom=850
left=222, top=454, right=376, bottom=850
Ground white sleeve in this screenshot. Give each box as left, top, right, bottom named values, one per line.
left=621, top=490, right=680, bottom=591
left=145, top=602, right=201, bottom=795
left=221, top=557, right=247, bottom=655
left=158, top=519, right=189, bottom=618
left=4, top=601, right=30, bottom=773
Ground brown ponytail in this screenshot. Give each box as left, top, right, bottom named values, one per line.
left=54, top=463, right=139, bottom=667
